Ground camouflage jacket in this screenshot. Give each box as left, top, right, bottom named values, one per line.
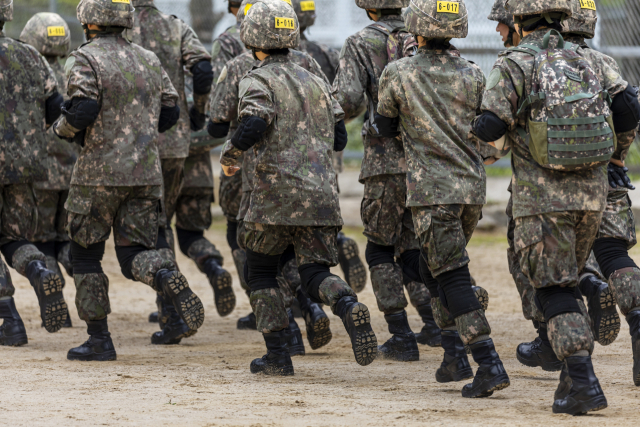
left=211, top=23, right=246, bottom=84
left=299, top=36, right=339, bottom=84
left=480, top=30, right=628, bottom=218
left=211, top=49, right=330, bottom=194
left=58, top=34, right=179, bottom=187
left=378, top=46, right=486, bottom=207
left=0, top=33, right=58, bottom=185
left=220, top=53, right=345, bottom=226
left=34, top=57, right=79, bottom=191
left=332, top=15, right=411, bottom=181
left=129, top=0, right=212, bottom=159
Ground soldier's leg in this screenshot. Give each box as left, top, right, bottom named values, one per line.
left=175, top=186, right=235, bottom=317
left=517, top=212, right=606, bottom=414
left=235, top=218, right=259, bottom=330
left=157, top=157, right=186, bottom=268
left=244, top=221, right=293, bottom=376
left=295, top=226, right=377, bottom=367
left=55, top=190, right=73, bottom=277
left=0, top=184, right=67, bottom=334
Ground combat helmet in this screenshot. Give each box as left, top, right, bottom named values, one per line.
left=562, top=0, right=596, bottom=39
left=487, top=0, right=514, bottom=31
left=20, top=13, right=71, bottom=57
left=240, top=0, right=299, bottom=50
left=0, top=0, right=13, bottom=22
left=505, top=0, right=572, bottom=27
left=355, top=0, right=408, bottom=11
left=292, top=0, right=316, bottom=31
left=77, top=0, right=135, bottom=29
left=404, top=0, right=468, bottom=39
left=237, top=0, right=252, bottom=24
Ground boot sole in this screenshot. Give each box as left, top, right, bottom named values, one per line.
left=307, top=314, right=332, bottom=350
left=39, top=271, right=68, bottom=333
left=251, top=365, right=295, bottom=376
left=348, top=303, right=377, bottom=366
left=164, top=271, right=205, bottom=331
left=0, top=333, right=28, bottom=347
left=415, top=332, right=442, bottom=347
left=634, top=364, right=640, bottom=387
left=591, top=286, right=620, bottom=346
left=210, top=269, right=236, bottom=317
left=461, top=373, right=510, bottom=398
left=377, top=347, right=419, bottom=362
left=338, top=239, right=367, bottom=293
left=67, top=350, right=117, bottom=361
left=552, top=396, right=608, bottom=415
left=473, top=286, right=489, bottom=312
left=436, top=367, right=474, bottom=383
left=516, top=350, right=564, bottom=372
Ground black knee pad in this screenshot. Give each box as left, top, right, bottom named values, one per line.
left=365, top=241, right=395, bottom=268
left=278, top=244, right=296, bottom=273
left=70, top=241, right=105, bottom=275
left=176, top=227, right=204, bottom=256
left=400, top=249, right=421, bottom=283
left=33, top=241, right=56, bottom=258
left=0, top=240, right=32, bottom=268
left=226, top=220, right=240, bottom=251
left=115, top=245, right=148, bottom=281
left=535, top=286, right=582, bottom=322
left=436, top=265, right=481, bottom=318
left=298, top=262, right=334, bottom=303
left=245, top=249, right=280, bottom=292
left=156, top=227, right=171, bottom=250
left=593, top=237, right=637, bottom=279
left=419, top=251, right=439, bottom=296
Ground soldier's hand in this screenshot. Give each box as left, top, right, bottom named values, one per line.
left=608, top=162, right=635, bottom=190
left=189, top=106, right=206, bottom=131
left=222, top=165, right=241, bottom=176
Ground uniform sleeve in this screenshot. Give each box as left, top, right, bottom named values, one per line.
left=613, top=129, right=636, bottom=162
left=220, top=140, right=244, bottom=166
left=181, top=21, right=212, bottom=70
left=160, top=66, right=179, bottom=107
left=209, top=63, right=240, bottom=123
left=332, top=36, right=368, bottom=120
left=480, top=57, right=522, bottom=131
left=237, top=76, right=275, bottom=124
left=66, top=52, right=99, bottom=101
left=308, top=55, right=330, bottom=85
left=331, top=91, right=345, bottom=123
left=211, top=35, right=239, bottom=84
left=376, top=64, right=400, bottom=118
left=35, top=49, right=58, bottom=99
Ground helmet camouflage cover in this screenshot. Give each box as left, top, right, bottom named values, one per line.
left=0, top=0, right=12, bottom=22
left=237, top=0, right=252, bottom=24
left=77, top=0, right=135, bottom=29
left=487, top=0, right=514, bottom=31
left=20, top=13, right=70, bottom=57
left=355, top=0, right=408, bottom=11
left=404, top=0, right=468, bottom=39
left=240, top=0, right=299, bottom=49
left=562, top=0, right=596, bottom=39
left=292, top=0, right=316, bottom=30
left=505, top=0, right=572, bottom=20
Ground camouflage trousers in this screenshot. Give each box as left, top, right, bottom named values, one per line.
left=597, top=188, right=636, bottom=247
left=219, top=169, right=242, bottom=222
left=516, top=211, right=601, bottom=359
left=277, top=257, right=300, bottom=310
left=159, top=157, right=186, bottom=230
left=31, top=189, right=69, bottom=243
left=245, top=222, right=356, bottom=332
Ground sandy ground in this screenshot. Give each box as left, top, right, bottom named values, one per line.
left=2, top=222, right=640, bottom=426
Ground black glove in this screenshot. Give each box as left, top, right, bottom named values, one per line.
left=158, top=104, right=180, bottom=133
left=231, top=116, right=267, bottom=150
left=207, top=120, right=230, bottom=138
left=189, top=105, right=206, bottom=131
left=45, top=92, right=64, bottom=125
left=608, top=163, right=635, bottom=190
left=334, top=120, right=348, bottom=151
left=373, top=112, right=400, bottom=138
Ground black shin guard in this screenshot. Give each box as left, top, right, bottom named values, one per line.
left=0, top=240, right=32, bottom=269
left=298, top=263, right=334, bottom=303
left=245, top=249, right=280, bottom=291
left=226, top=220, right=240, bottom=252
left=535, top=286, right=583, bottom=322
left=593, top=237, right=637, bottom=279
left=70, top=241, right=105, bottom=275
left=176, top=227, right=204, bottom=256
left=400, top=249, right=422, bottom=283
left=419, top=252, right=439, bottom=296
left=365, top=241, right=395, bottom=268
left=114, top=245, right=148, bottom=280
left=278, top=245, right=296, bottom=274
left=435, top=265, right=481, bottom=318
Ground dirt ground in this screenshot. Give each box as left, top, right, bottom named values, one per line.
left=2, top=223, right=640, bottom=426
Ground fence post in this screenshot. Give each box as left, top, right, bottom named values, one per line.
left=50, top=0, right=57, bottom=13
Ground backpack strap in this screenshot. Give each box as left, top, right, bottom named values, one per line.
left=542, top=29, right=565, bottom=49
left=507, top=44, right=542, bottom=56
left=516, top=91, right=546, bottom=116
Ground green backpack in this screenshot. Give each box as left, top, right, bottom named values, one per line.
left=509, top=30, right=616, bottom=171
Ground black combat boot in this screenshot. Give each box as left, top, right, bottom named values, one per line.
left=337, top=232, right=367, bottom=293
left=285, top=309, right=305, bottom=356
left=554, top=362, right=572, bottom=401
left=63, top=311, right=72, bottom=328
left=436, top=330, right=473, bottom=383
left=148, top=311, right=159, bottom=323
left=203, top=258, right=235, bottom=317
left=415, top=303, right=442, bottom=347
left=462, top=339, right=510, bottom=398
left=579, top=274, right=620, bottom=345
left=552, top=355, right=607, bottom=414
left=297, top=287, right=331, bottom=349
left=67, top=318, right=117, bottom=361
left=0, top=297, right=28, bottom=346
left=378, top=310, right=419, bottom=361
left=151, top=297, right=196, bottom=345
left=627, top=311, right=640, bottom=386
left=250, top=330, right=294, bottom=376
left=336, top=296, right=377, bottom=366
left=26, top=259, right=67, bottom=333
left=472, top=286, right=489, bottom=312
left=290, top=297, right=303, bottom=318
left=516, top=322, right=563, bottom=371
left=237, top=312, right=257, bottom=330
left=155, top=269, right=204, bottom=331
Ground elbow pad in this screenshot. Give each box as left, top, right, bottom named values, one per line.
left=473, top=111, right=508, bottom=143
left=62, top=97, right=100, bottom=130
left=191, top=60, right=214, bottom=95
left=207, top=120, right=231, bottom=138
left=334, top=120, right=348, bottom=151
left=231, top=116, right=267, bottom=151
left=611, top=85, right=640, bottom=133
left=45, top=92, right=64, bottom=125
left=158, top=104, right=180, bottom=133
left=373, top=113, right=400, bottom=138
